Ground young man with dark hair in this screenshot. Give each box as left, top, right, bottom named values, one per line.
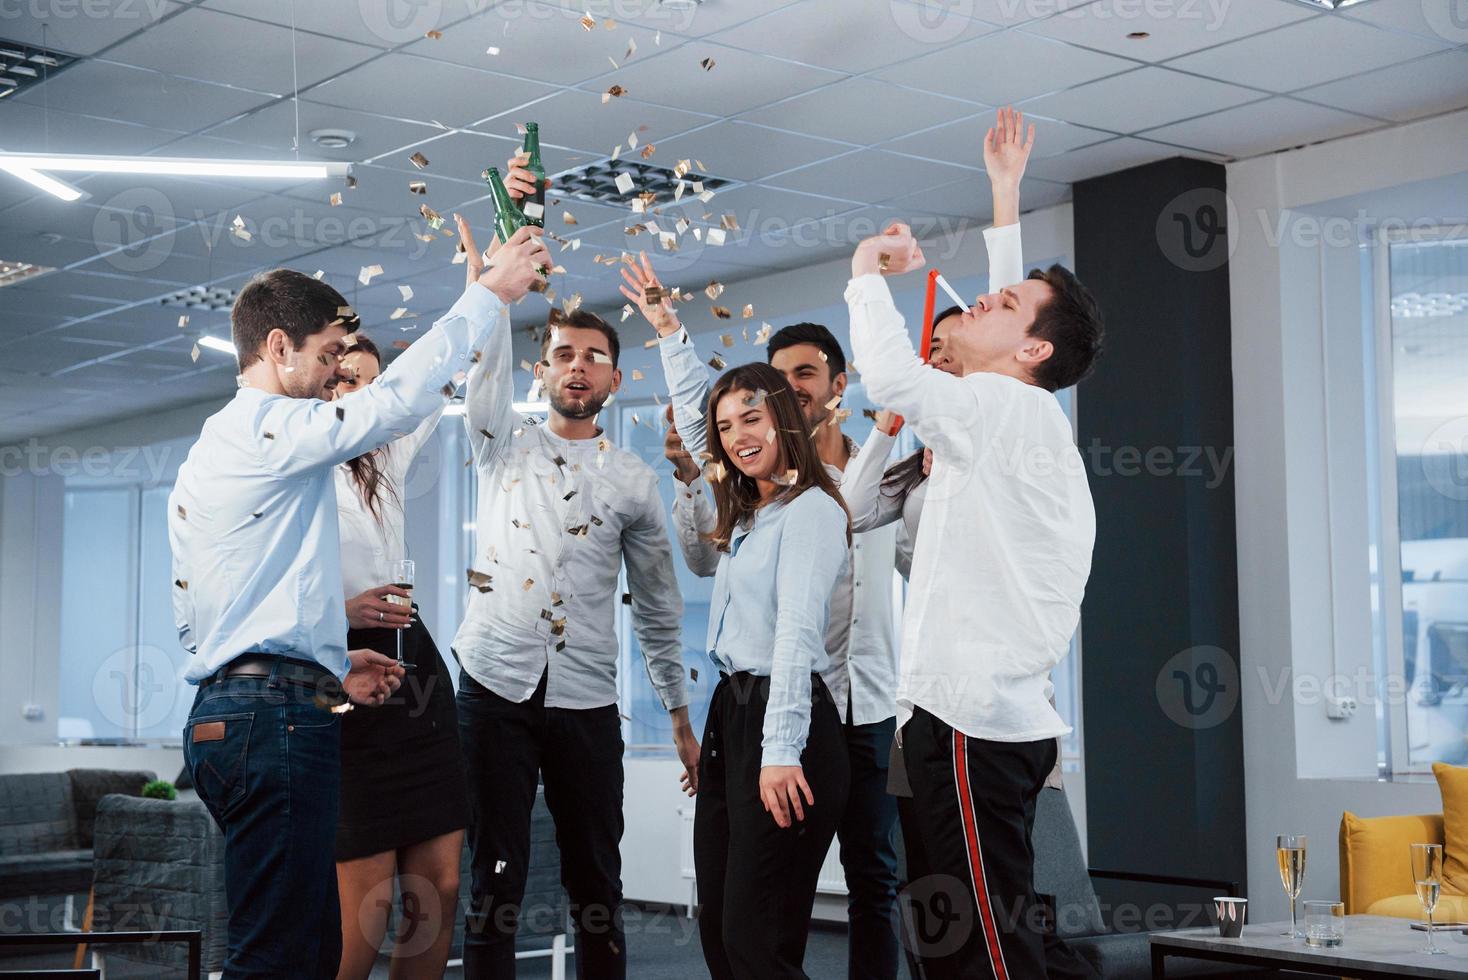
left=170, top=228, right=548, bottom=979
left=451, top=206, right=697, bottom=978
left=845, top=197, right=1102, bottom=979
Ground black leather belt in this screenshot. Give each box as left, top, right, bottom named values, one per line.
left=202, top=655, right=346, bottom=706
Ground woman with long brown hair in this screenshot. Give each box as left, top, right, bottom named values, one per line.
left=330, top=334, right=470, bottom=980
left=621, top=255, right=852, bottom=979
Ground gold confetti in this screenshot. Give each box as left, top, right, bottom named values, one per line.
left=425, top=29, right=442, bottom=40
left=644, top=285, right=666, bottom=305
left=878, top=252, right=891, bottom=273
left=603, top=84, right=626, bottom=103
left=742, top=304, right=754, bottom=319
left=409, top=180, right=427, bottom=195
left=420, top=203, right=444, bottom=229
left=818, top=350, right=829, bottom=362
left=712, top=306, right=731, bottom=319
left=522, top=578, right=535, bottom=591
left=390, top=307, right=411, bottom=320
left=707, top=228, right=726, bottom=246
left=346, top=175, right=357, bottom=189
left=563, top=210, right=578, bottom=225
left=690, top=667, right=699, bottom=682
left=409, top=151, right=430, bottom=169
left=342, top=333, right=358, bottom=349
left=358, top=264, right=383, bottom=286
left=772, top=468, right=799, bottom=486
left=721, top=214, right=739, bottom=231
left=720, top=333, right=735, bottom=347
left=467, top=569, right=494, bottom=593
left=743, top=389, right=769, bottom=408
left=640, top=144, right=656, bottom=160
left=705, top=280, right=724, bottom=300
left=393, top=340, right=411, bottom=350
left=329, top=192, right=342, bottom=206
left=708, top=354, right=726, bottom=370
left=765, top=426, right=777, bottom=444
left=643, top=337, right=660, bottom=349
left=631, top=369, right=644, bottom=381
left=262, top=432, right=275, bottom=440
left=176, top=504, right=187, bottom=519
left=177, top=314, right=189, bottom=328
left=174, top=579, right=187, bottom=591
left=398, top=285, right=414, bottom=302
left=190, top=343, right=200, bottom=363
left=700, top=57, right=715, bottom=70
left=580, top=13, right=595, bottom=30
left=615, top=172, right=635, bottom=195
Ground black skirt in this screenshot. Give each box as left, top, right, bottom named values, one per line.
left=336, top=612, right=470, bottom=861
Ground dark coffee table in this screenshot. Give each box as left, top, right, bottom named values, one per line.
left=1150, top=914, right=1468, bottom=978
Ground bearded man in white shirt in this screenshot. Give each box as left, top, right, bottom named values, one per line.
left=846, top=221, right=1103, bottom=980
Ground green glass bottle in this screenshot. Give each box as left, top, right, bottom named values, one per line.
left=521, top=122, right=546, bottom=228
left=482, top=166, right=525, bottom=244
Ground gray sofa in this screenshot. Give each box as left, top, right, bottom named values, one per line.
left=1032, top=787, right=1272, bottom=978
left=0, top=769, right=154, bottom=935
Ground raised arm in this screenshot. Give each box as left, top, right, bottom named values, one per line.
left=617, top=252, right=712, bottom=459
left=666, top=413, right=721, bottom=576
left=840, top=415, right=904, bottom=533
left=847, top=225, right=985, bottom=459
left=984, top=106, right=1034, bottom=293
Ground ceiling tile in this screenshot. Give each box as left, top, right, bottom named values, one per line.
left=1023, top=136, right=1200, bottom=183
left=401, top=5, right=679, bottom=85
left=766, top=148, right=974, bottom=205
left=879, top=112, right=1115, bottom=170
left=390, top=130, right=598, bottom=185
left=875, top=29, right=1136, bottom=106
left=12, top=61, right=272, bottom=133
left=469, top=87, right=716, bottom=155
left=576, top=41, right=844, bottom=117
left=716, top=0, right=996, bottom=73
left=1140, top=95, right=1383, bottom=158
left=1023, top=0, right=1317, bottom=62
left=537, top=0, right=805, bottom=38
left=201, top=0, right=469, bottom=49
left=1164, top=13, right=1449, bottom=93
left=1341, top=0, right=1468, bottom=44
left=104, top=7, right=381, bottom=95
left=1296, top=50, right=1468, bottom=124
left=0, top=0, right=187, bottom=56
left=646, top=121, right=848, bottom=182
left=0, top=102, right=185, bottom=157
left=1018, top=66, right=1262, bottom=132
left=304, top=54, right=558, bottom=128
left=738, top=78, right=986, bottom=146
left=203, top=101, right=444, bottom=160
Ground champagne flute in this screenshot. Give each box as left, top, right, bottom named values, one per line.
left=1276, top=835, right=1307, bottom=939
left=1411, top=843, right=1446, bottom=955
left=389, top=559, right=416, bottom=673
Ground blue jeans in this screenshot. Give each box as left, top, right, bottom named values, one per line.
left=840, top=715, right=901, bottom=980
left=183, top=667, right=343, bottom=980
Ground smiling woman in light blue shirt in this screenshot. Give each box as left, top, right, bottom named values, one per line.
left=621, top=252, right=852, bottom=980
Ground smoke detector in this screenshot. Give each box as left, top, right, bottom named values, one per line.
left=309, top=129, right=357, bottom=149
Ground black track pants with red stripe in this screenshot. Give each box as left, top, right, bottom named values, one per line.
left=897, top=706, right=1065, bottom=980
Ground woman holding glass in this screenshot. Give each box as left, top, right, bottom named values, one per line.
left=622, top=253, right=853, bottom=979
left=331, top=333, right=469, bottom=980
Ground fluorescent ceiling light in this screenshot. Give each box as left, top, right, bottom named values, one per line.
left=0, top=160, right=85, bottom=201
left=0, top=259, right=56, bottom=286
left=197, top=335, right=237, bottom=355
left=0, top=152, right=351, bottom=180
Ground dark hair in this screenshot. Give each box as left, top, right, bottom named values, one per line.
left=1025, top=265, right=1104, bottom=392
left=231, top=268, right=358, bottom=371
left=541, top=309, right=621, bottom=367
left=340, top=334, right=400, bottom=524
left=881, top=305, right=963, bottom=499
left=766, top=322, right=846, bottom=379
left=702, top=362, right=850, bottom=552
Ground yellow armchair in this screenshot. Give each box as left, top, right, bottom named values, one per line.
left=1339, top=811, right=1468, bottom=920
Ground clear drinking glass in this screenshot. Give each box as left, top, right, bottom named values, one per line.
left=1411, top=843, right=1446, bottom=955
left=1276, top=834, right=1307, bottom=939
left=1303, top=900, right=1343, bottom=948
left=389, top=559, right=415, bottom=673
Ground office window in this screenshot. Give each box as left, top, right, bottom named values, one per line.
left=1373, top=231, right=1468, bottom=772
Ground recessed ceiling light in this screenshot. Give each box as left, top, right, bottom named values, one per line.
left=310, top=129, right=357, bottom=149
left=0, top=259, right=56, bottom=287
left=161, top=285, right=240, bottom=312
left=553, top=158, right=731, bottom=207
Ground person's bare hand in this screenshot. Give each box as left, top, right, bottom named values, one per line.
left=344, top=649, right=405, bottom=707
left=477, top=225, right=550, bottom=303
left=617, top=251, right=682, bottom=337
left=852, top=222, right=926, bottom=279
left=346, top=585, right=412, bottom=631
left=984, top=106, right=1035, bottom=189
left=503, top=150, right=548, bottom=201
left=759, top=765, right=814, bottom=829
left=664, top=405, right=699, bottom=484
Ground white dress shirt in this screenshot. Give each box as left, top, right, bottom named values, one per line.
left=334, top=405, right=443, bottom=601
left=450, top=311, right=687, bottom=712
left=170, top=284, right=505, bottom=683
left=846, top=271, right=1095, bottom=743
left=670, top=440, right=900, bottom=728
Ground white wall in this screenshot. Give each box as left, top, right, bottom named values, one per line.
left=1229, top=108, right=1468, bottom=921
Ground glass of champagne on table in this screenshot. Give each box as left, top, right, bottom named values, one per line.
left=1411, top=842, right=1447, bottom=955
left=389, top=559, right=415, bottom=673
left=1276, top=834, right=1306, bottom=938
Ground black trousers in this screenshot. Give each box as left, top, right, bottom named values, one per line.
left=456, top=668, right=626, bottom=980
left=694, top=671, right=850, bottom=980
left=897, top=706, right=1094, bottom=980
left=838, top=715, right=901, bottom=980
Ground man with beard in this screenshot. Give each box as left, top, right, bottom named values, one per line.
left=452, top=214, right=695, bottom=979
left=659, top=317, right=905, bottom=980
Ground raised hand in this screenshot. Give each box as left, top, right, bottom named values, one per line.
left=663, top=404, right=699, bottom=484
left=852, top=222, right=926, bottom=279
left=503, top=150, right=547, bottom=201
left=454, top=213, right=494, bottom=292
left=984, top=105, right=1035, bottom=189
left=617, top=250, right=682, bottom=337
left=477, top=225, right=550, bottom=304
